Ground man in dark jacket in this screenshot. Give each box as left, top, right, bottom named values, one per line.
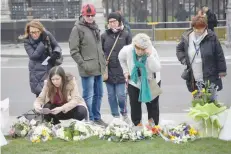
left=101, top=12, right=132, bottom=123
left=69, top=4, right=107, bottom=127
left=202, top=6, right=218, bottom=31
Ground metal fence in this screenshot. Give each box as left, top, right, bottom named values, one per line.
left=103, top=0, right=228, bottom=23
left=9, top=0, right=82, bottom=20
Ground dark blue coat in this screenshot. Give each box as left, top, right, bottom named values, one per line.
left=24, top=30, right=61, bottom=95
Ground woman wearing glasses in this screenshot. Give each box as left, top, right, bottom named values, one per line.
left=176, top=15, right=226, bottom=92
left=24, top=20, right=62, bottom=97
left=118, top=33, right=161, bottom=127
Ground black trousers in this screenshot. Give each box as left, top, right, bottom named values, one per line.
left=43, top=103, right=87, bottom=124
left=127, top=81, right=161, bottom=126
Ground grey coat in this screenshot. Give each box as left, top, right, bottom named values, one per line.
left=69, top=17, right=106, bottom=77
left=24, top=30, right=61, bottom=95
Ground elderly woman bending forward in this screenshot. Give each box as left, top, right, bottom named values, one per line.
left=34, top=66, right=88, bottom=124
left=118, top=33, right=161, bottom=127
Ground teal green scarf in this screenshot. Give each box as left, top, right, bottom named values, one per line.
left=130, top=48, right=152, bottom=103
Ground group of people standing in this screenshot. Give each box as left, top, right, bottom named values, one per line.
left=23, top=4, right=226, bottom=128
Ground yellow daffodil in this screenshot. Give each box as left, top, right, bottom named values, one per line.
left=170, top=135, right=175, bottom=140
left=154, top=125, right=161, bottom=129
left=189, top=127, right=197, bottom=136
left=36, top=139, right=41, bottom=143
left=192, top=90, right=198, bottom=95
left=32, top=139, right=36, bottom=143
left=42, top=130, right=47, bottom=136
left=48, top=136, right=52, bottom=140
left=202, top=88, right=205, bottom=93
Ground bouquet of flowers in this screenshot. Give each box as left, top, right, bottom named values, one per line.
left=188, top=81, right=227, bottom=137
left=99, top=119, right=132, bottom=142
left=9, top=116, right=30, bottom=138
left=160, top=123, right=199, bottom=144
left=145, top=125, right=161, bottom=136
left=28, top=124, right=53, bottom=143
left=54, top=120, right=103, bottom=141
left=99, top=118, right=154, bottom=142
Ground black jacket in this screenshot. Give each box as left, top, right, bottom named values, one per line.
left=24, top=30, right=61, bottom=95
left=101, top=29, right=132, bottom=84
left=176, top=29, right=226, bottom=92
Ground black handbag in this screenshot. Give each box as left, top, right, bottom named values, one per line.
left=46, top=36, right=63, bottom=66
left=181, top=42, right=199, bottom=80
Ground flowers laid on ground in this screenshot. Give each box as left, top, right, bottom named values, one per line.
left=28, top=124, right=53, bottom=143
left=188, top=81, right=227, bottom=137
left=99, top=118, right=158, bottom=142
left=9, top=116, right=31, bottom=138
left=9, top=117, right=200, bottom=144
left=160, top=123, right=199, bottom=144
left=54, top=120, right=104, bottom=141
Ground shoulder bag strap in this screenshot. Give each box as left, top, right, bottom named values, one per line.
left=106, top=33, right=121, bottom=62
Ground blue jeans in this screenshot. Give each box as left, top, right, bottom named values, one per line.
left=81, top=75, right=103, bottom=121
left=106, top=83, right=127, bottom=117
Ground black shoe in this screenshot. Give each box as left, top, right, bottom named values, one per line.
left=94, top=119, right=108, bottom=127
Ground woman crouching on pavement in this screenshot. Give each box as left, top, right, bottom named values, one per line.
left=34, top=66, right=88, bottom=124
left=118, top=33, right=162, bottom=127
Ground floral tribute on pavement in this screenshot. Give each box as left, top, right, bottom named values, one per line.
left=9, top=116, right=200, bottom=144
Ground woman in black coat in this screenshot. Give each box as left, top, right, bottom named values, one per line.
left=24, top=20, right=62, bottom=97
left=176, top=15, right=226, bottom=93
left=101, top=12, right=132, bottom=122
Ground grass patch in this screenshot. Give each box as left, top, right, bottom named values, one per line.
left=2, top=137, right=231, bottom=154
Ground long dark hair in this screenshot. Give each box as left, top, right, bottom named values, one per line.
left=47, top=66, right=73, bottom=104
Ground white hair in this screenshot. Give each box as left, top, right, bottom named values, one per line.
left=132, top=33, right=152, bottom=49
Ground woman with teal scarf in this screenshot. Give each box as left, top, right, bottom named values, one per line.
left=118, top=33, right=161, bottom=127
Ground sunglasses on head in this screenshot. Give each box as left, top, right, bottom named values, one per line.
left=86, top=15, right=95, bottom=17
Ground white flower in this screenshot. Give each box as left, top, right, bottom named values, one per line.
left=21, top=130, right=27, bottom=136
left=136, top=131, right=142, bottom=137
left=56, top=127, right=65, bottom=139
left=143, top=130, right=152, bottom=137
left=30, top=119, right=37, bottom=126
left=122, top=134, right=129, bottom=139
left=73, top=136, right=81, bottom=141
left=115, top=131, right=121, bottom=137
left=105, top=129, right=111, bottom=135
left=18, top=116, right=29, bottom=124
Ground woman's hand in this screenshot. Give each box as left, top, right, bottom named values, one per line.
left=51, top=107, right=63, bottom=115
left=35, top=106, right=42, bottom=113
left=219, top=72, right=227, bottom=78
left=145, top=48, right=152, bottom=56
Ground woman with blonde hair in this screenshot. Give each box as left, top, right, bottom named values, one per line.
left=24, top=20, right=62, bottom=97
left=118, top=33, right=161, bottom=127
left=34, top=66, right=88, bottom=124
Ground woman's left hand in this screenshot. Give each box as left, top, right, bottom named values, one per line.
left=51, top=107, right=63, bottom=115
